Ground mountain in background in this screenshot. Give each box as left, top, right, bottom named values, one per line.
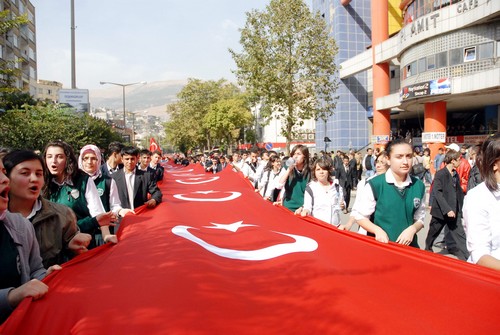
left=89, top=80, right=186, bottom=120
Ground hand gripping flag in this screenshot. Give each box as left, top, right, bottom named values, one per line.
left=2, top=164, right=500, bottom=334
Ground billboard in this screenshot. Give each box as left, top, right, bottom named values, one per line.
left=58, top=89, right=90, bottom=113
left=400, top=78, right=451, bottom=101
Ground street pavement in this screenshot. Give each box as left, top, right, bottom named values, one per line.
left=338, top=183, right=459, bottom=260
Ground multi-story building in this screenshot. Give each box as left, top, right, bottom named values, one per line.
left=0, top=0, right=37, bottom=96
left=35, top=79, right=62, bottom=102
left=312, top=0, right=377, bottom=152
left=316, top=0, right=500, bottom=158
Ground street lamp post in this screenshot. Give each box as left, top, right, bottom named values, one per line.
left=99, top=81, right=146, bottom=139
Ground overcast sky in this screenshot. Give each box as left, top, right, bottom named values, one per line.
left=31, top=0, right=284, bottom=90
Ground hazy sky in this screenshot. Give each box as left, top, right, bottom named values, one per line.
left=31, top=1, right=284, bottom=90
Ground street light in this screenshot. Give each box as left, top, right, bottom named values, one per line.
left=99, top=81, right=146, bottom=138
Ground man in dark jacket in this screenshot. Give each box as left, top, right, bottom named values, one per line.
left=112, top=147, right=162, bottom=210
left=425, top=150, right=468, bottom=260
left=336, top=156, right=353, bottom=213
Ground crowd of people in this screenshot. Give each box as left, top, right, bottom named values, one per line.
left=0, top=141, right=163, bottom=322
left=191, top=136, right=500, bottom=271
left=1, top=133, right=499, bottom=323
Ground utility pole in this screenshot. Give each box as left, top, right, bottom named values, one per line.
left=71, top=0, right=76, bottom=88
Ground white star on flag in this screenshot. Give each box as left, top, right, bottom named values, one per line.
left=205, top=221, right=256, bottom=232
left=193, top=190, right=217, bottom=194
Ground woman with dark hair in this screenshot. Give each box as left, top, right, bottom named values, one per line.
left=277, top=144, right=311, bottom=213
left=351, top=139, right=426, bottom=247
left=463, top=133, right=500, bottom=270
left=43, top=140, right=117, bottom=249
left=343, top=151, right=389, bottom=232
left=300, top=158, right=345, bottom=226
left=4, top=150, right=91, bottom=267
left=0, top=158, right=61, bottom=323
left=259, top=155, right=285, bottom=202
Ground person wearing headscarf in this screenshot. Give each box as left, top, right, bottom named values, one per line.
left=43, top=141, right=117, bottom=249
left=79, top=145, right=133, bottom=245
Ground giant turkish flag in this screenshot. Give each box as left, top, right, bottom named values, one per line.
left=2, top=164, right=500, bottom=334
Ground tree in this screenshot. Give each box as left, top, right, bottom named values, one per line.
left=230, top=0, right=339, bottom=154
left=203, top=93, right=253, bottom=154
left=164, top=79, right=252, bottom=154
left=0, top=104, right=123, bottom=151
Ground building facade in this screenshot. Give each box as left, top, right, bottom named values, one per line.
left=35, top=79, right=62, bottom=102
left=337, top=0, right=499, bottom=159
left=312, top=0, right=376, bottom=152
left=0, top=0, right=37, bottom=96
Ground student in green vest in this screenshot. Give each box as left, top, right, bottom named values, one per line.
left=277, top=144, right=311, bottom=213
left=78, top=145, right=134, bottom=243
left=351, top=139, right=426, bottom=247
left=42, top=140, right=117, bottom=249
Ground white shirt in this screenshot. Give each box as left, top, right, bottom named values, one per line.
left=463, top=182, right=500, bottom=264
left=351, top=169, right=426, bottom=225
left=260, top=167, right=286, bottom=198
left=303, top=180, right=345, bottom=226
left=124, top=171, right=136, bottom=210
left=242, top=161, right=259, bottom=181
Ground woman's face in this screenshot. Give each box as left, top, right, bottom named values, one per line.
left=388, top=143, right=413, bottom=177
left=494, top=158, right=500, bottom=183
left=8, top=159, right=44, bottom=202
left=272, top=159, right=282, bottom=170
left=375, top=155, right=389, bottom=175
left=314, top=165, right=329, bottom=183
left=81, top=151, right=98, bottom=175
left=45, top=146, right=67, bottom=177
left=293, top=149, right=305, bottom=165
left=0, top=160, right=10, bottom=213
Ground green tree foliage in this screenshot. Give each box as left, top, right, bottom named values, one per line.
left=165, top=79, right=253, bottom=154
left=203, top=94, right=253, bottom=153
left=0, top=10, right=28, bottom=34
left=230, top=0, right=339, bottom=154
left=0, top=104, right=123, bottom=152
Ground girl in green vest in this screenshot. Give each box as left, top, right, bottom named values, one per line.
left=351, top=139, right=426, bottom=248
left=42, top=141, right=117, bottom=249
left=277, top=144, right=311, bottom=213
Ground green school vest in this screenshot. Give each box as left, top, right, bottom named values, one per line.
left=368, top=173, right=425, bottom=247
left=48, top=173, right=98, bottom=234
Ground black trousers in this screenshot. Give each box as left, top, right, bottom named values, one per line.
left=425, top=216, right=469, bottom=260
left=344, top=186, right=352, bottom=209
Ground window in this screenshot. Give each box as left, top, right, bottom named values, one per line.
left=390, top=69, right=396, bottom=78
left=436, top=51, right=447, bottom=68
left=418, top=57, right=427, bottom=73
left=406, top=61, right=418, bottom=77
left=463, top=46, right=476, bottom=62
left=427, top=54, right=436, bottom=70
left=478, top=42, right=494, bottom=59
left=449, top=48, right=462, bottom=66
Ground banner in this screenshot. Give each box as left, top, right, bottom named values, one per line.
left=2, top=164, right=499, bottom=334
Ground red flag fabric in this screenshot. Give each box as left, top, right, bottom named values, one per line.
left=2, top=164, right=500, bottom=334
left=149, top=137, right=161, bottom=152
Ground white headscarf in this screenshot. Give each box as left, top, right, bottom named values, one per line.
left=78, top=144, right=102, bottom=180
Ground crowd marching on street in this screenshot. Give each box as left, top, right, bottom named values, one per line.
left=1, top=133, right=500, bottom=323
